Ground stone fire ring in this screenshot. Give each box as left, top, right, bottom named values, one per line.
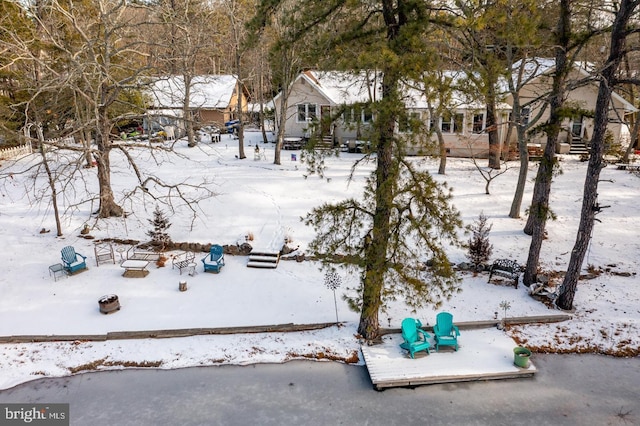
left=98, top=294, right=120, bottom=314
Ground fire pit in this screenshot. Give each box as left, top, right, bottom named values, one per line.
left=98, top=294, right=120, bottom=314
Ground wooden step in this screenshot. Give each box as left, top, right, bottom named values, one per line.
left=249, top=255, right=279, bottom=263
left=247, top=261, right=278, bottom=269
left=247, top=251, right=280, bottom=269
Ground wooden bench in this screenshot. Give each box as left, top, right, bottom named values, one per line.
left=172, top=251, right=196, bottom=275
left=488, top=259, right=522, bottom=288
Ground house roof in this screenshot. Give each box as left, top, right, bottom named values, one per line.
left=407, top=71, right=511, bottom=111
left=512, top=58, right=637, bottom=113
left=147, top=75, right=239, bottom=109
left=301, top=70, right=382, bottom=105
left=282, top=70, right=511, bottom=111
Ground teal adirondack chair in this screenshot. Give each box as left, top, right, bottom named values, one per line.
left=61, top=246, right=87, bottom=274
left=399, top=318, right=431, bottom=359
left=201, top=244, right=225, bottom=273
left=433, top=312, right=460, bottom=351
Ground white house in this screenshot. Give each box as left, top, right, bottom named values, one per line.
left=274, top=70, right=511, bottom=157
left=505, top=58, right=637, bottom=153
left=276, top=65, right=636, bottom=158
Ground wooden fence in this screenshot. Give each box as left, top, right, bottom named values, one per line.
left=0, top=141, right=32, bottom=160
left=0, top=136, right=80, bottom=161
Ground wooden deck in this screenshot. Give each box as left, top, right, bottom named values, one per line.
left=361, top=328, right=536, bottom=390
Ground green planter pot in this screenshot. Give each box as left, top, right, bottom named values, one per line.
left=513, top=346, right=532, bottom=368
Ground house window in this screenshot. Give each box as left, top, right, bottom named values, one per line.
left=342, top=105, right=373, bottom=124
left=343, top=108, right=355, bottom=124
left=472, top=113, right=484, bottom=133
left=362, top=108, right=373, bottom=123
left=441, top=112, right=463, bottom=134
left=297, top=104, right=317, bottom=122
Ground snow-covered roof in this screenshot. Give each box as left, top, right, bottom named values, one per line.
left=292, top=70, right=511, bottom=111
left=302, top=70, right=383, bottom=105
left=512, top=58, right=636, bottom=112
left=147, top=75, right=238, bottom=109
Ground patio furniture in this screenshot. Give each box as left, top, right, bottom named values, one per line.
left=126, top=246, right=160, bottom=261
left=94, top=242, right=115, bottom=266
left=48, top=263, right=67, bottom=281
left=116, top=247, right=126, bottom=263
left=187, top=262, right=197, bottom=276
left=121, top=259, right=150, bottom=278
left=282, top=137, right=303, bottom=150
left=488, top=259, right=521, bottom=288
left=433, top=312, right=460, bottom=351
left=172, top=251, right=196, bottom=275
left=399, top=318, right=431, bottom=359
left=61, top=246, right=88, bottom=274
left=202, top=244, right=225, bottom=273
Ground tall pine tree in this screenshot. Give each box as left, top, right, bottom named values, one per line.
left=252, top=0, right=463, bottom=339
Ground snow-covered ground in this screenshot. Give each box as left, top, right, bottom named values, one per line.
left=0, top=130, right=637, bottom=390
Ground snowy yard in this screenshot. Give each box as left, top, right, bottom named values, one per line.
left=0, top=131, right=638, bottom=390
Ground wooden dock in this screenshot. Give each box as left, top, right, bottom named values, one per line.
left=361, top=328, right=536, bottom=390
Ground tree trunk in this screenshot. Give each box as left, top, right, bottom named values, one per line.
left=436, top=121, right=447, bottom=175
left=523, top=107, right=561, bottom=286
left=95, top=107, right=123, bottom=218
left=357, top=2, right=400, bottom=339
left=622, top=115, right=639, bottom=163
left=358, top=78, right=395, bottom=338
left=523, top=0, right=571, bottom=286
left=486, top=88, right=501, bottom=169
left=184, top=75, right=197, bottom=148
left=509, top=124, right=529, bottom=219
left=557, top=0, right=636, bottom=310
left=273, top=78, right=288, bottom=166
left=36, top=124, right=63, bottom=236
left=82, top=128, right=93, bottom=168
left=235, top=52, right=246, bottom=160
left=258, top=54, right=270, bottom=144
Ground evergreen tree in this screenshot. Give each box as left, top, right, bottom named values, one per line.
left=467, top=213, right=493, bottom=268
left=147, top=205, right=172, bottom=251
left=253, top=0, right=464, bottom=340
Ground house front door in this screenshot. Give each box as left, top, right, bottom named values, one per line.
left=571, top=116, right=584, bottom=140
